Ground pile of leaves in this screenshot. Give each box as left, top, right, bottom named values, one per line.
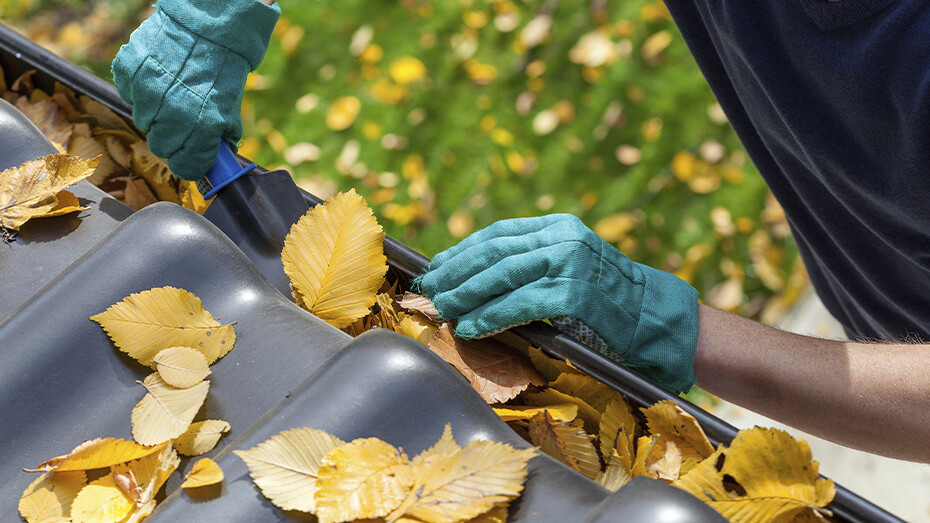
left=0, top=65, right=210, bottom=215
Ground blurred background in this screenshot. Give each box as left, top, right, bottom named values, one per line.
left=6, top=1, right=929, bottom=520
left=1, top=0, right=806, bottom=328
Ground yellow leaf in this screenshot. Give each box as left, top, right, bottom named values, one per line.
left=528, top=411, right=600, bottom=480
left=595, top=458, right=632, bottom=492
left=112, top=444, right=180, bottom=506
left=526, top=347, right=581, bottom=382
left=234, top=427, right=345, bottom=513
left=428, top=324, right=545, bottom=404
left=598, top=398, right=637, bottom=466
left=131, top=372, right=210, bottom=446
left=26, top=439, right=166, bottom=473
left=394, top=313, right=439, bottom=346
left=314, top=438, right=415, bottom=523
left=90, top=286, right=236, bottom=367
left=412, top=423, right=461, bottom=466
left=181, top=458, right=224, bottom=488
left=642, top=400, right=714, bottom=462
left=173, top=420, right=231, bottom=456
left=644, top=439, right=683, bottom=481
left=548, top=373, right=624, bottom=413
left=34, top=190, right=85, bottom=219
left=390, top=440, right=535, bottom=523
left=326, top=96, right=361, bottom=130
left=675, top=428, right=835, bottom=521
left=119, top=177, right=159, bottom=211
left=281, top=189, right=388, bottom=328
left=70, top=475, right=135, bottom=523
left=390, top=56, right=427, bottom=85
left=493, top=404, right=578, bottom=423
left=19, top=471, right=86, bottom=523
left=179, top=180, right=212, bottom=214
left=631, top=435, right=661, bottom=478
left=152, top=347, right=211, bottom=389
left=15, top=97, right=73, bottom=147
left=524, top=388, right=600, bottom=434
left=0, top=154, right=98, bottom=230
left=130, top=141, right=179, bottom=204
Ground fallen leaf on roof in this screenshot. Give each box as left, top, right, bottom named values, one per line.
left=131, top=372, right=210, bottom=446
left=18, top=471, right=86, bottom=523
left=428, top=324, right=545, bottom=404
left=181, top=458, right=224, bottom=489
left=152, top=347, right=211, bottom=389
left=0, top=153, right=98, bottom=230
left=25, top=438, right=166, bottom=473
left=174, top=420, right=231, bottom=457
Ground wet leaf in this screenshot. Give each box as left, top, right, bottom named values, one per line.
left=642, top=400, right=714, bottom=462
left=181, top=458, right=224, bottom=488
left=428, top=324, right=545, bottom=404
left=314, top=438, right=415, bottom=523
left=18, top=471, right=86, bottom=523
left=131, top=372, right=210, bottom=446
left=90, top=286, right=236, bottom=367
left=0, top=154, right=98, bottom=230
left=174, top=420, right=231, bottom=456
left=152, top=346, right=211, bottom=389
left=25, top=439, right=166, bottom=473
left=528, top=411, right=600, bottom=480
left=234, top=427, right=345, bottom=513
left=282, top=189, right=388, bottom=329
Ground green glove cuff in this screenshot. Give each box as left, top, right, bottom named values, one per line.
left=158, top=0, right=280, bottom=70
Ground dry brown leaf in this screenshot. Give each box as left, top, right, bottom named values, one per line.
left=90, top=286, right=236, bottom=367
left=173, top=420, right=231, bottom=456
left=181, top=458, right=224, bottom=488
left=25, top=439, right=166, bottom=473
left=282, top=189, right=388, bottom=328
left=395, top=291, right=443, bottom=322
left=152, top=346, right=211, bottom=389
left=234, top=427, right=346, bottom=513
left=119, top=177, right=159, bottom=211
left=15, top=96, right=73, bottom=147
left=428, top=324, right=545, bottom=404
left=314, top=438, right=415, bottom=523
left=390, top=440, right=535, bottom=523
left=674, top=428, right=835, bottom=521
left=18, top=471, right=86, bottom=523
left=642, top=400, right=714, bottom=462
left=528, top=411, right=601, bottom=480
left=131, top=372, right=210, bottom=446
left=0, top=154, right=98, bottom=230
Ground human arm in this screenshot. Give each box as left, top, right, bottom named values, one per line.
left=694, top=305, right=930, bottom=463
left=111, top=0, right=279, bottom=180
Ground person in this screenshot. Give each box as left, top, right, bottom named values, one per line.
left=112, top=0, right=930, bottom=463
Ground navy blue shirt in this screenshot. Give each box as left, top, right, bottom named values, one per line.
left=665, top=0, right=930, bottom=340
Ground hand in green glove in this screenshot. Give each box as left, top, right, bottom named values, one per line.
left=416, top=214, right=699, bottom=393
left=111, top=0, right=280, bottom=180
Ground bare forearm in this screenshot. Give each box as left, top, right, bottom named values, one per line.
left=693, top=305, right=930, bottom=462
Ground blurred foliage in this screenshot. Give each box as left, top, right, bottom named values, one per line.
left=3, top=0, right=805, bottom=321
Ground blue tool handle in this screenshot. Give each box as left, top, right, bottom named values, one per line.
left=203, top=141, right=257, bottom=199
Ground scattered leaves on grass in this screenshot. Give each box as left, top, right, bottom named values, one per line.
left=281, top=189, right=388, bottom=329
left=0, top=154, right=98, bottom=230
left=131, top=373, right=210, bottom=446
left=181, top=458, right=224, bottom=489
left=428, top=323, right=545, bottom=404
left=90, top=286, right=236, bottom=367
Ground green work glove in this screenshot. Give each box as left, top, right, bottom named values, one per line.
left=416, top=214, right=699, bottom=394
left=111, top=0, right=280, bottom=180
